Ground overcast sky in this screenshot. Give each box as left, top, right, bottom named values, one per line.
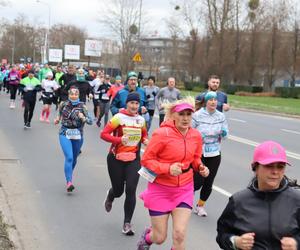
left=0, top=0, right=175, bottom=38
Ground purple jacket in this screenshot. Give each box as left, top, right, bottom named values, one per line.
left=8, top=71, right=20, bottom=85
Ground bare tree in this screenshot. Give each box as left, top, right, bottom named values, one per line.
left=98, top=0, right=143, bottom=74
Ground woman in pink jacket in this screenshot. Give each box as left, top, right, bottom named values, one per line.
left=137, top=97, right=209, bottom=250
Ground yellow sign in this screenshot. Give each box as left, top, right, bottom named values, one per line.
left=132, top=52, right=142, bottom=62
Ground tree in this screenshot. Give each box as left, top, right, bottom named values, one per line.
left=98, top=0, right=143, bottom=75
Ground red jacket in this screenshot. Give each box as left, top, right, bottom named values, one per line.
left=141, top=120, right=203, bottom=187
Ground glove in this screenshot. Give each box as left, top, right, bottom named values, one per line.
left=152, top=91, right=156, bottom=97
left=146, top=94, right=151, bottom=99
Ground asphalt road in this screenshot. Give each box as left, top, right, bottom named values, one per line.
left=0, top=93, right=299, bottom=250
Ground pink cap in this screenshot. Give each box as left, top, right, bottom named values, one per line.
left=172, top=103, right=195, bottom=113
left=252, top=141, right=290, bottom=165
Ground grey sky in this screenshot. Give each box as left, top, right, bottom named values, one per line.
left=0, top=0, right=174, bottom=38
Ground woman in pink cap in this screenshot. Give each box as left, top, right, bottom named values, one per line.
left=137, top=97, right=209, bottom=250
left=217, top=140, right=300, bottom=250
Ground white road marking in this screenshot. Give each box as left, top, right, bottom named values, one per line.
left=229, top=135, right=300, bottom=160
left=281, top=129, right=300, bottom=135
left=229, top=118, right=246, bottom=123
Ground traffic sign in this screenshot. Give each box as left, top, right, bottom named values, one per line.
left=133, top=52, right=142, bottom=62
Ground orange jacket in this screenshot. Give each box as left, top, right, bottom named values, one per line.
left=141, top=120, right=203, bottom=187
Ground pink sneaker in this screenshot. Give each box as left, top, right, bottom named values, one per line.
left=45, top=118, right=50, bottom=123
left=39, top=116, right=44, bottom=122
left=66, top=182, right=75, bottom=192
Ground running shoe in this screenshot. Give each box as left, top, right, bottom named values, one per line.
left=25, top=122, right=31, bottom=129
left=96, top=120, right=101, bottom=127
left=39, top=116, right=44, bottom=122
left=194, top=206, right=207, bottom=217
left=67, top=182, right=75, bottom=192
left=103, top=190, right=113, bottom=212
left=122, top=222, right=135, bottom=236
left=45, top=118, right=50, bottom=123
left=137, top=227, right=152, bottom=250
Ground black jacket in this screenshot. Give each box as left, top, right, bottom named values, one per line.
left=65, top=80, right=91, bottom=103
left=58, top=73, right=77, bottom=101
left=216, top=177, right=300, bottom=250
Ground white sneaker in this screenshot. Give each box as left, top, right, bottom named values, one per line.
left=194, top=206, right=207, bottom=217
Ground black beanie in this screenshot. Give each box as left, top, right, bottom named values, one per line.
left=148, top=76, right=156, bottom=83
left=126, top=92, right=140, bottom=103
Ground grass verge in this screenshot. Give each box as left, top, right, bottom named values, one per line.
left=181, top=90, right=300, bottom=116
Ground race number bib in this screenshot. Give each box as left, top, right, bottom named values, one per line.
left=138, top=167, right=157, bottom=183
left=65, top=129, right=81, bottom=140
left=122, top=127, right=141, bottom=146
left=101, top=93, right=109, bottom=100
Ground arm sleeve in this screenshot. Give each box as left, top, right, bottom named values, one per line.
left=216, top=197, right=238, bottom=250
left=141, top=121, right=148, bottom=143
left=141, top=130, right=171, bottom=175
left=100, top=115, right=122, bottom=144
left=221, top=116, right=229, bottom=139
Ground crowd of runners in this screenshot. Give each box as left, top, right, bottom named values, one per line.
left=1, top=61, right=299, bottom=250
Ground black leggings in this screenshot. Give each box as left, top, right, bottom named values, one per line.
left=9, top=84, right=18, bottom=100
left=107, top=153, right=140, bottom=223
left=194, top=155, right=221, bottom=201
left=24, top=99, right=36, bottom=124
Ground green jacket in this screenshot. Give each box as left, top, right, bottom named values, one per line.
left=55, top=72, right=64, bottom=83
left=38, top=68, right=52, bottom=81
left=20, top=76, right=41, bottom=87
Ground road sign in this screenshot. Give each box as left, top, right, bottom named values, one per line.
left=133, top=52, right=142, bottom=62
left=64, top=45, right=80, bottom=60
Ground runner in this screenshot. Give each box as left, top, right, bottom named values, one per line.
left=19, top=70, right=42, bottom=128
left=143, top=76, right=159, bottom=131
left=217, top=141, right=299, bottom=250
left=155, top=77, right=181, bottom=125
left=40, top=71, right=59, bottom=123
left=192, top=91, right=228, bottom=217
left=101, top=92, right=148, bottom=236
left=110, top=71, right=147, bottom=116
left=196, top=75, right=230, bottom=112
left=7, top=65, right=20, bottom=108
left=54, top=86, right=93, bottom=192
left=107, top=75, right=124, bottom=101
left=96, top=74, right=111, bottom=127
left=90, top=71, right=104, bottom=121
left=58, top=65, right=77, bottom=102
left=137, top=97, right=209, bottom=250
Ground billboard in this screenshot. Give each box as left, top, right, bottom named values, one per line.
left=84, top=40, right=102, bottom=57
left=49, top=49, right=63, bottom=63
left=64, top=45, right=80, bottom=60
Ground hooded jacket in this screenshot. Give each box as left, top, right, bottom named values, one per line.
left=141, top=120, right=203, bottom=187
left=216, top=176, right=300, bottom=250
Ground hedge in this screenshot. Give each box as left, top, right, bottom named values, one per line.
left=275, top=87, right=300, bottom=98
left=221, top=85, right=263, bottom=94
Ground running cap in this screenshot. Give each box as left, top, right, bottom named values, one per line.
left=252, top=140, right=290, bottom=166
left=127, top=71, right=137, bottom=79
left=126, top=92, right=140, bottom=103
left=204, top=91, right=217, bottom=103
left=115, top=75, right=122, bottom=80
left=172, top=103, right=195, bottom=113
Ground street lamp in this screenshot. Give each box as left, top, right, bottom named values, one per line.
left=36, top=0, right=51, bottom=63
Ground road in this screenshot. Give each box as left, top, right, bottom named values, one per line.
left=0, top=93, right=299, bottom=250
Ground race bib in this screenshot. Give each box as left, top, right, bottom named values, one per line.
left=65, top=129, right=81, bottom=140
left=122, top=127, right=141, bottom=146
left=101, top=93, right=109, bottom=100
left=94, top=94, right=99, bottom=100
left=25, top=85, right=34, bottom=91
left=138, top=167, right=157, bottom=183
left=203, top=144, right=220, bottom=157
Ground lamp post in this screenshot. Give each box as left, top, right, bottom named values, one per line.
left=36, top=0, right=51, bottom=63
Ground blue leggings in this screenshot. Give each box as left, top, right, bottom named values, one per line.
left=59, top=134, right=83, bottom=182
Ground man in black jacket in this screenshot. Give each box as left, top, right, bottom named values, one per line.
left=58, top=65, right=76, bottom=102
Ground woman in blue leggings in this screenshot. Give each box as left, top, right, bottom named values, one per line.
left=55, top=86, right=92, bottom=192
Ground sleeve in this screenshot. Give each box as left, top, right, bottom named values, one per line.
left=82, top=105, right=93, bottom=125
left=110, top=92, right=121, bottom=115
left=293, top=207, right=300, bottom=248
left=221, top=115, right=229, bottom=139
left=216, top=197, right=239, bottom=250
left=141, top=120, right=148, bottom=143
left=191, top=112, right=199, bottom=128
left=224, top=93, right=228, bottom=104
left=100, top=115, right=122, bottom=144
left=58, top=74, right=64, bottom=85
left=141, top=130, right=171, bottom=175
left=191, top=132, right=203, bottom=171
left=177, top=89, right=182, bottom=99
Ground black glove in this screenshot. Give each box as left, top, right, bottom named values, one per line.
left=152, top=91, right=156, bottom=97
left=146, top=94, right=151, bottom=99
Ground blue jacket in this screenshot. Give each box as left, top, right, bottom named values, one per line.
left=110, top=86, right=147, bottom=115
